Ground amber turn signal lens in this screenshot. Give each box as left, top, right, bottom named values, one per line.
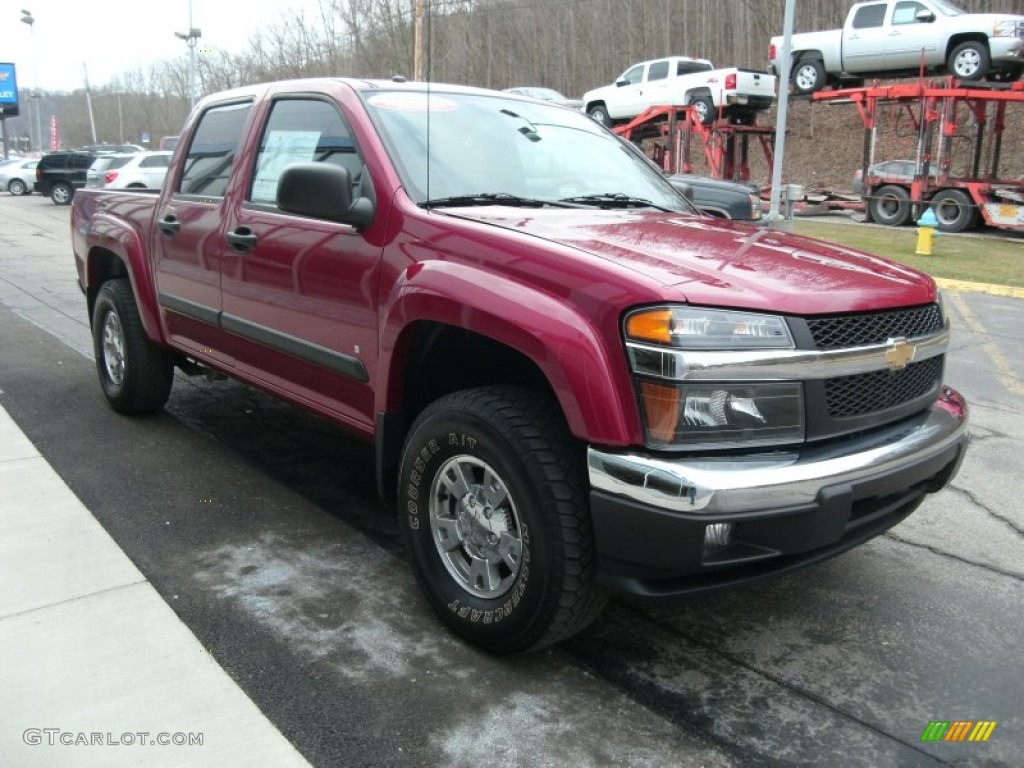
left=638, top=381, right=681, bottom=443
left=626, top=310, right=673, bottom=344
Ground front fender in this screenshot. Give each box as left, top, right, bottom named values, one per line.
left=83, top=211, right=164, bottom=344
left=379, top=260, right=640, bottom=447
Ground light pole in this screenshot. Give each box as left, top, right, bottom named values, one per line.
left=114, top=90, right=125, bottom=144
left=174, top=1, right=201, bottom=111
left=19, top=9, right=43, bottom=153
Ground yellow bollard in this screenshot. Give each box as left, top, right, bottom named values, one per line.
left=915, top=208, right=939, bottom=256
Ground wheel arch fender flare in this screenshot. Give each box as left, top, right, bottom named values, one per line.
left=82, top=214, right=163, bottom=343
left=378, top=261, right=638, bottom=447
left=946, top=33, right=989, bottom=61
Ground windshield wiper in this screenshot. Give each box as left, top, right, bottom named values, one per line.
left=421, top=193, right=583, bottom=209
left=557, top=192, right=671, bottom=211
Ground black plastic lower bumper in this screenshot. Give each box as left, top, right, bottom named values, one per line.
left=590, top=425, right=966, bottom=599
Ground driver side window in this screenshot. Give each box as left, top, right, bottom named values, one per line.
left=249, top=98, right=363, bottom=206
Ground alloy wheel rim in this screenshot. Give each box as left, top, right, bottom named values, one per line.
left=102, top=310, right=126, bottom=386
left=429, top=455, right=524, bottom=599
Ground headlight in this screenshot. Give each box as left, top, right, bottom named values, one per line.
left=626, top=307, right=802, bottom=449
left=637, top=380, right=804, bottom=448
left=993, top=20, right=1016, bottom=37
left=625, top=307, right=793, bottom=349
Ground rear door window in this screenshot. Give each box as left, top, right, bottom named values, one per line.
left=647, top=61, right=670, bottom=81
left=852, top=3, right=887, bottom=28
left=178, top=101, right=253, bottom=197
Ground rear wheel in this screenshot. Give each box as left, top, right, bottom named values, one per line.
left=51, top=182, right=73, bottom=205
left=868, top=185, right=911, bottom=226
left=688, top=94, right=716, bottom=126
left=930, top=189, right=978, bottom=233
left=399, top=386, right=606, bottom=654
left=792, top=58, right=825, bottom=95
left=92, top=279, right=174, bottom=414
left=8, top=179, right=28, bottom=196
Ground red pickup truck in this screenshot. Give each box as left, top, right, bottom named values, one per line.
left=71, top=78, right=968, bottom=654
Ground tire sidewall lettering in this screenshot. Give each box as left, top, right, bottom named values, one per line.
left=402, top=416, right=540, bottom=633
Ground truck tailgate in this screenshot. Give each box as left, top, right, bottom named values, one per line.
left=733, top=69, right=775, bottom=98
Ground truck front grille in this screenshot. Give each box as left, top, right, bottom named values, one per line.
left=825, top=356, right=943, bottom=418
left=807, top=304, right=943, bottom=349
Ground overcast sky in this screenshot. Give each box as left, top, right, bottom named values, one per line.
left=2, top=0, right=323, bottom=92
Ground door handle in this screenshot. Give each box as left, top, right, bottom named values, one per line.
left=157, top=215, right=180, bottom=235
left=226, top=227, right=258, bottom=253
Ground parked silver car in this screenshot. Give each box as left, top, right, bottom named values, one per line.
left=0, top=158, right=40, bottom=196
left=86, top=151, right=172, bottom=190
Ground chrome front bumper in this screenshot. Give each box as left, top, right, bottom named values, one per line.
left=588, top=387, right=968, bottom=517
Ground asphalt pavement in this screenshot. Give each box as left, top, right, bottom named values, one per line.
left=1, top=194, right=1021, bottom=767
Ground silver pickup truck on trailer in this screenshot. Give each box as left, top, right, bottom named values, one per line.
left=769, top=0, right=1024, bottom=94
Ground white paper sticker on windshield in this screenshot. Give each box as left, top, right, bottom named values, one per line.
left=252, top=130, right=321, bottom=203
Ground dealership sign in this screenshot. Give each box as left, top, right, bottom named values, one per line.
left=0, top=63, right=19, bottom=118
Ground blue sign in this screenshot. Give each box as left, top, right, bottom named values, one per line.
left=0, top=62, right=19, bottom=118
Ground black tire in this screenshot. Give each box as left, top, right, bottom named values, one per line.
left=51, top=181, right=73, bottom=205
left=868, top=185, right=911, bottom=226
left=948, top=41, right=990, bottom=81
left=930, top=189, right=978, bottom=233
left=399, top=386, right=607, bottom=654
left=92, top=279, right=174, bottom=414
left=688, top=94, right=716, bottom=126
left=587, top=104, right=612, bottom=127
left=8, top=178, right=28, bottom=196
left=792, top=57, right=825, bottom=95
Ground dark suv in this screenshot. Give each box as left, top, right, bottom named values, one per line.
left=34, top=151, right=99, bottom=205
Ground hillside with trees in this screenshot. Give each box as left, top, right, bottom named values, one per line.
left=6, top=0, right=1023, bottom=190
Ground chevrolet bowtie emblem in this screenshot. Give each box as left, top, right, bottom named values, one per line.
left=885, top=338, right=916, bottom=370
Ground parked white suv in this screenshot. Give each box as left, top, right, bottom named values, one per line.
left=86, top=151, right=172, bottom=190
left=582, top=56, right=776, bottom=126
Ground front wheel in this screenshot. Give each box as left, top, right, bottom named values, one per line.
left=399, top=386, right=607, bottom=654
left=948, top=41, right=990, bottom=81
left=587, top=104, right=612, bottom=127
left=8, top=179, right=28, bottom=196
left=92, top=279, right=174, bottom=414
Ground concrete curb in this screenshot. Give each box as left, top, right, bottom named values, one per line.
left=934, top=278, right=1024, bottom=300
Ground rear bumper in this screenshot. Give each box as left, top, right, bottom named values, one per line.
left=587, top=386, right=968, bottom=597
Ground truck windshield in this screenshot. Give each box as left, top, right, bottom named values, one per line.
left=363, top=90, right=693, bottom=213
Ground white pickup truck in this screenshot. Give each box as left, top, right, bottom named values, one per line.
left=769, top=0, right=1024, bottom=94
left=582, top=56, right=776, bottom=126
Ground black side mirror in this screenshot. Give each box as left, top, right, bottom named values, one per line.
left=615, top=78, right=629, bottom=88
left=915, top=9, right=936, bottom=22
left=277, top=163, right=375, bottom=229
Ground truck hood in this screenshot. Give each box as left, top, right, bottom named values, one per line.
left=445, top=208, right=936, bottom=315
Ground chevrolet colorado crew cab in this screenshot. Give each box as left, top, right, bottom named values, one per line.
left=770, top=0, right=1024, bottom=94
left=71, top=78, right=968, bottom=654
left=582, top=56, right=776, bottom=126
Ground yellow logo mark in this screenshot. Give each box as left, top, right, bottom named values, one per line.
left=885, top=337, right=916, bottom=370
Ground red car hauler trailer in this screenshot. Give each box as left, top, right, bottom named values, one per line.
left=816, top=79, right=1024, bottom=233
